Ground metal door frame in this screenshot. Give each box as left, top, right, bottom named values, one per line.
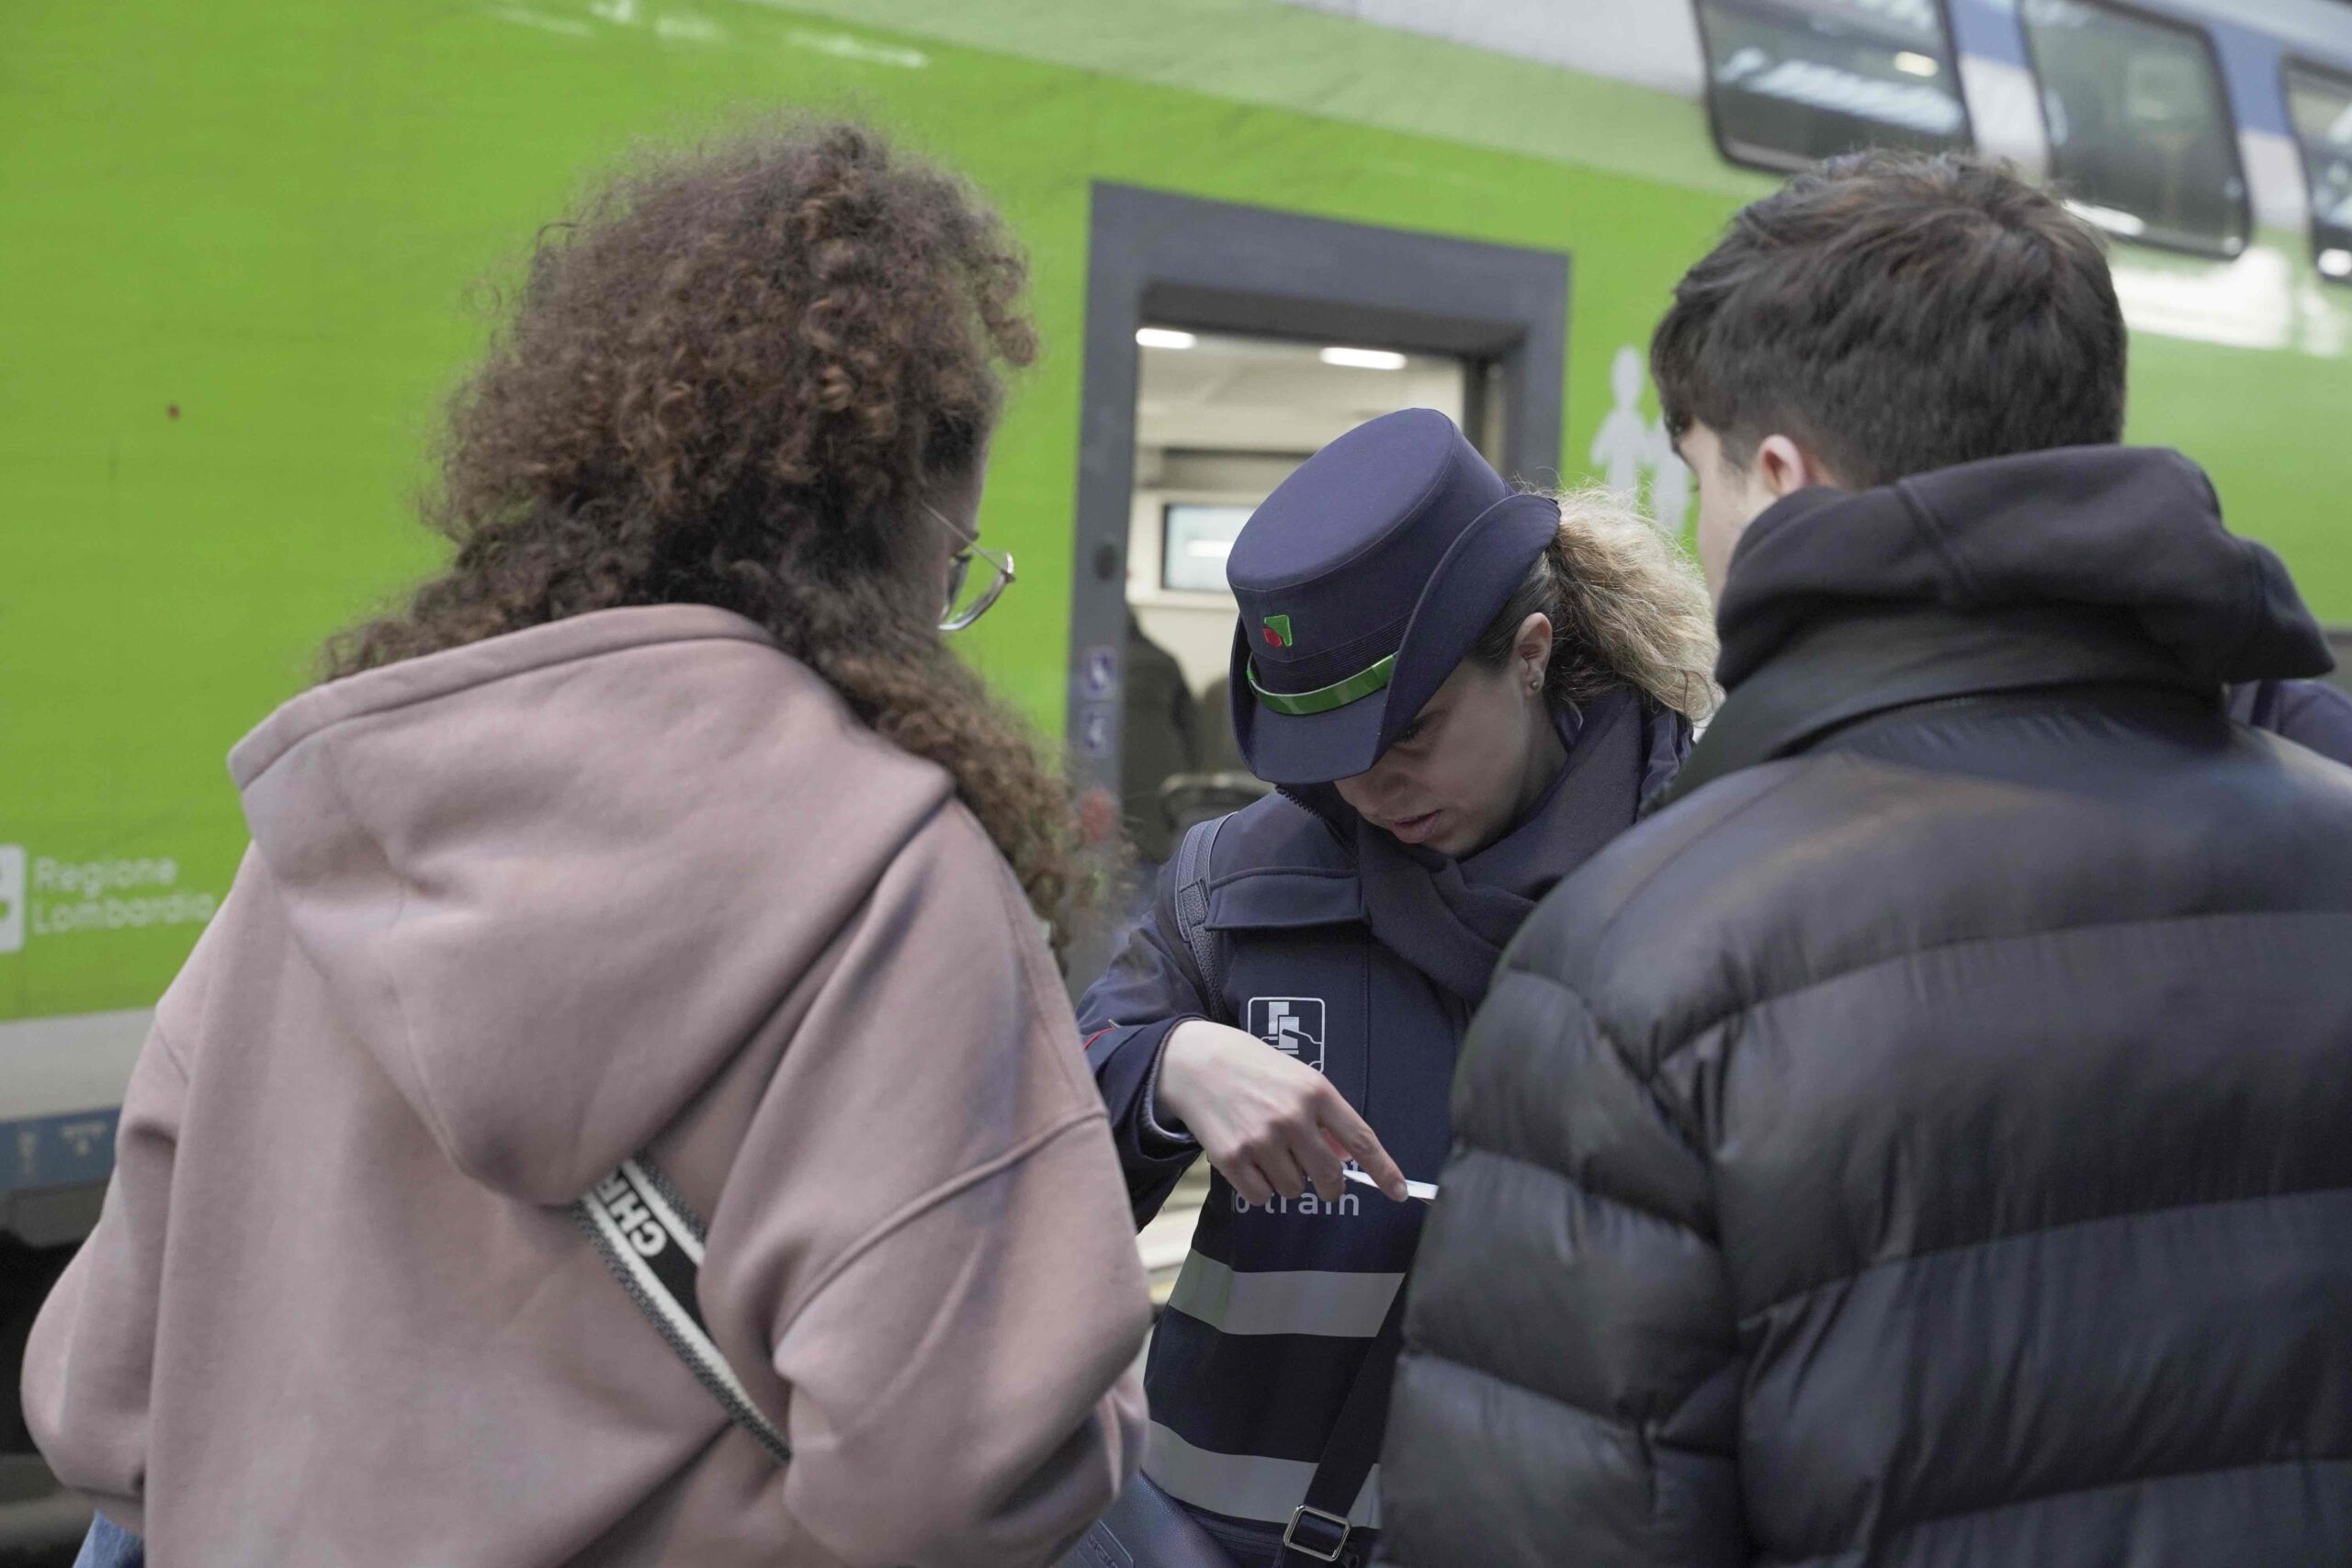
left=1065, top=184, right=1572, bottom=805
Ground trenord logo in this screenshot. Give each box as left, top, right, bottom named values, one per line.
left=1248, top=996, right=1326, bottom=1073
left=0, top=846, right=24, bottom=955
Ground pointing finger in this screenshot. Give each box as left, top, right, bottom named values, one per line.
left=1317, top=1089, right=1408, bottom=1201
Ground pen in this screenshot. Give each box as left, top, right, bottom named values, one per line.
left=1344, top=1168, right=1439, bottom=1202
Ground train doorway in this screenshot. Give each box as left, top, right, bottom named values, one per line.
left=1122, top=335, right=1481, bottom=1299
left=1067, top=184, right=1569, bottom=903
left=1117, top=331, right=1481, bottom=872
left=1068, top=187, right=1571, bottom=1298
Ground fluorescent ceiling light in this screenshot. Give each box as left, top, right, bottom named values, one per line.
left=1319, top=346, right=1409, bottom=370
left=1893, top=51, right=1939, bottom=79
left=2320, top=247, right=2352, bottom=279
left=2064, top=199, right=2147, bottom=239
left=1186, top=539, right=1236, bottom=558
left=1136, top=327, right=1198, bottom=350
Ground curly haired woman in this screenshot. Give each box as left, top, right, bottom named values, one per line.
left=25, top=122, right=1150, bottom=1567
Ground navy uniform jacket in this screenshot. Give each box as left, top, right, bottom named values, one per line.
left=1079, top=793, right=1453, bottom=1550
left=1077, top=692, right=1685, bottom=1555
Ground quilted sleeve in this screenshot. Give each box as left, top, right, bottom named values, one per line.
left=1374, top=965, right=1747, bottom=1568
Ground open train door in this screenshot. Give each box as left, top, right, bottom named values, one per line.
left=1064, top=187, right=1569, bottom=1296
left=1066, top=185, right=1570, bottom=925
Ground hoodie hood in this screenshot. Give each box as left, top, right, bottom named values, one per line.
left=229, top=605, right=954, bottom=1205
left=1715, top=446, right=2333, bottom=692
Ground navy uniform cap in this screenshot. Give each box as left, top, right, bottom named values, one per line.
left=1227, top=408, right=1561, bottom=785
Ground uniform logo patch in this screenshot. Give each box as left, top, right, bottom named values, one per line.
left=1261, top=614, right=1294, bottom=649
left=1248, top=996, right=1325, bottom=1072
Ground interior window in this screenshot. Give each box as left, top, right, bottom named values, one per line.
left=1159, top=502, right=1253, bottom=593
left=2020, top=0, right=2248, bottom=256
left=1694, top=0, right=1973, bottom=172
left=2284, top=59, right=2352, bottom=284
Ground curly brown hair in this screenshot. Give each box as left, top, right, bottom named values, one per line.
left=327, top=119, right=1095, bottom=951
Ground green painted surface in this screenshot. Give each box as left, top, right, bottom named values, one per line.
left=3, top=0, right=2347, bottom=1021
left=775, top=0, right=1775, bottom=200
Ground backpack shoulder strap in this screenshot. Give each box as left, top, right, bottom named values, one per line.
left=577, top=1156, right=792, bottom=1466
left=1272, top=1280, right=1407, bottom=1566
left=1170, top=814, right=1233, bottom=1022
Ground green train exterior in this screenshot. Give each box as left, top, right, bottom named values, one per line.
left=4, top=0, right=2350, bottom=1230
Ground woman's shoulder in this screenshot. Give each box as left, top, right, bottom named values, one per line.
left=1206, top=790, right=1351, bottom=879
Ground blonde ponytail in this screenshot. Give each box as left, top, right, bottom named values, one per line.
left=1472, top=485, right=1721, bottom=721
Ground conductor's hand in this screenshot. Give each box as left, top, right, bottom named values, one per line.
left=1156, top=1020, right=1410, bottom=1206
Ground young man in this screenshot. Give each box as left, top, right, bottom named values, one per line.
left=1374, top=152, right=2352, bottom=1567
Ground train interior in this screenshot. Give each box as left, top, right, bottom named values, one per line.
left=1121, top=331, right=1476, bottom=1299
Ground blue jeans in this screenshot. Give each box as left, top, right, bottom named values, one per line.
left=74, top=1512, right=144, bottom=1568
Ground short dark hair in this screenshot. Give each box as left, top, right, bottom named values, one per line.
left=1652, top=150, right=2126, bottom=489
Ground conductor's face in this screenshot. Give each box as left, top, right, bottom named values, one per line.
left=1335, top=613, right=1560, bottom=860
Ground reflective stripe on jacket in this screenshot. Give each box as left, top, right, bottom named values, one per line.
left=1081, top=794, right=1448, bottom=1539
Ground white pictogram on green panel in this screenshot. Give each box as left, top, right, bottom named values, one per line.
left=1591, top=346, right=1691, bottom=536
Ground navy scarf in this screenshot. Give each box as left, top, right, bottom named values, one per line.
left=1299, top=689, right=1686, bottom=1008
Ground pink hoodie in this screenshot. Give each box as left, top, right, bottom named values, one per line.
left=23, top=605, right=1150, bottom=1565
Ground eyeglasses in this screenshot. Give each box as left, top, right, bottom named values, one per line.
left=925, top=503, right=1016, bottom=633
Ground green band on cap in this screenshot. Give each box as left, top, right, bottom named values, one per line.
left=1248, top=653, right=1396, bottom=716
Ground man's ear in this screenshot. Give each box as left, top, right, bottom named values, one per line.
left=1755, top=434, right=1840, bottom=499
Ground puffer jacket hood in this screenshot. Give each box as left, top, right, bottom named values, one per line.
left=1716, top=446, right=2334, bottom=690
left=227, top=604, right=954, bottom=1204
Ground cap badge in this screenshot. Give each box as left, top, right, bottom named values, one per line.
left=1261, top=615, right=1294, bottom=649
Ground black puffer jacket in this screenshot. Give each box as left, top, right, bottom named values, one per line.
left=1376, top=447, right=2352, bottom=1568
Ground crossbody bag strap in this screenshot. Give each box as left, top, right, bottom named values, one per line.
left=1170, top=814, right=1234, bottom=1023
left=1273, top=1279, right=1408, bottom=1567
left=576, top=1156, right=793, bottom=1466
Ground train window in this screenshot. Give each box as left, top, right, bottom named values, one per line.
left=2284, top=60, right=2352, bottom=284
left=1693, top=0, right=1973, bottom=173
left=2019, top=0, right=2248, bottom=257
